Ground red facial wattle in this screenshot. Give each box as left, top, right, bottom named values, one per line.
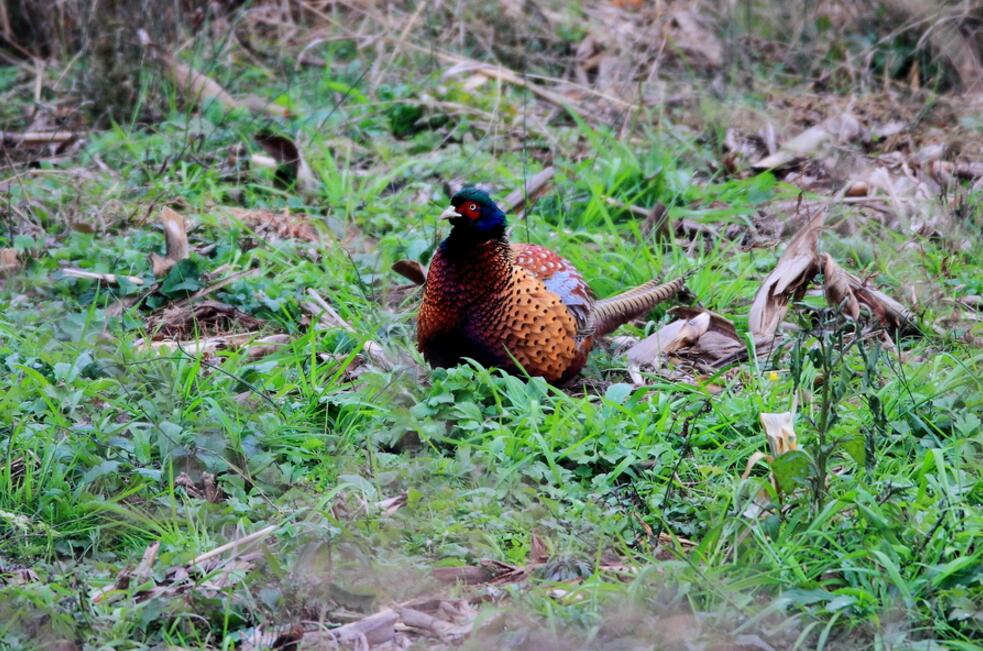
left=458, top=201, right=480, bottom=220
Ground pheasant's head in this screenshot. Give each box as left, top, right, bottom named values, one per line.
left=441, top=187, right=507, bottom=240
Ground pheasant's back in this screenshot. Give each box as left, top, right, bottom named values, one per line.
left=418, top=239, right=585, bottom=382
left=511, top=243, right=594, bottom=330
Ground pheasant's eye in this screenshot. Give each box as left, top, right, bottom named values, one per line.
left=462, top=202, right=480, bottom=219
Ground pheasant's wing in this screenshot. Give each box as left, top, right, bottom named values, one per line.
left=511, top=243, right=594, bottom=332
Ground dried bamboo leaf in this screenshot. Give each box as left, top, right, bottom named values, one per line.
left=759, top=412, right=798, bottom=457
left=0, top=248, right=19, bottom=275
left=225, top=207, right=319, bottom=242
left=163, top=57, right=239, bottom=112
left=302, top=609, right=399, bottom=647
left=624, top=318, right=690, bottom=369
left=820, top=253, right=860, bottom=320
left=253, top=132, right=320, bottom=195
left=669, top=306, right=740, bottom=341
left=841, top=267, right=916, bottom=332
left=303, top=289, right=394, bottom=369
left=748, top=210, right=825, bottom=341
left=150, top=206, right=189, bottom=277
left=753, top=113, right=862, bottom=169
left=667, top=7, right=722, bottom=68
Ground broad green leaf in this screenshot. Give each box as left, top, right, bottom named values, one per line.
left=839, top=434, right=865, bottom=466
left=770, top=450, right=811, bottom=493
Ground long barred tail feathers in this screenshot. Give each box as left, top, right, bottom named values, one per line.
left=588, top=276, right=688, bottom=337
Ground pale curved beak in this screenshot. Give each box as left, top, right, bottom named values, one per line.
left=440, top=205, right=461, bottom=220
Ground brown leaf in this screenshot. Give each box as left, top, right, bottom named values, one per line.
left=820, top=253, right=860, bottom=320
left=826, top=257, right=916, bottom=332
left=885, top=0, right=983, bottom=94
left=759, top=412, right=798, bottom=457
left=225, top=207, right=319, bottom=242
left=431, top=565, right=500, bottom=585
left=145, top=300, right=265, bottom=340
left=669, top=306, right=740, bottom=342
left=528, top=532, right=550, bottom=565
left=240, top=624, right=306, bottom=651
left=667, top=8, right=722, bottom=68
left=0, top=566, right=40, bottom=586
left=748, top=209, right=825, bottom=341
left=0, top=248, right=20, bottom=275
left=133, top=542, right=160, bottom=586
left=150, top=206, right=189, bottom=277
left=627, top=307, right=745, bottom=377
left=303, top=609, right=399, bottom=647
left=202, top=472, right=225, bottom=504
left=376, top=493, right=407, bottom=517
left=626, top=311, right=710, bottom=370
left=392, top=259, right=427, bottom=286
left=753, top=113, right=862, bottom=170
left=253, top=131, right=320, bottom=195
left=432, top=559, right=524, bottom=586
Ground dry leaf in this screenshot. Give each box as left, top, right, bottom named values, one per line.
left=431, top=565, right=503, bottom=585
left=433, top=559, right=525, bottom=586
left=826, top=256, right=916, bottom=332
left=671, top=307, right=744, bottom=364
left=305, top=610, right=399, bottom=647
left=885, top=0, right=983, bottom=94
left=529, top=532, right=550, bottom=565
left=625, top=316, right=699, bottom=371
left=820, top=253, right=860, bottom=320
left=741, top=411, right=799, bottom=518
left=376, top=493, right=407, bottom=517
left=149, top=206, right=188, bottom=277
left=753, top=113, right=862, bottom=169
left=145, top=300, right=265, bottom=339
left=748, top=209, right=825, bottom=341
left=666, top=8, right=722, bottom=68
left=759, top=412, right=798, bottom=457
left=225, top=207, right=319, bottom=242
left=392, top=259, right=427, bottom=286
left=626, top=307, right=745, bottom=381
left=0, top=248, right=19, bottom=275
left=253, top=131, right=320, bottom=195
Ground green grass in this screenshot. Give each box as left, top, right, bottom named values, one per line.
left=1, top=25, right=981, bottom=650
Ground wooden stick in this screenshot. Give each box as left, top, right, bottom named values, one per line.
left=61, top=268, right=144, bottom=285
left=1, top=131, right=79, bottom=144
left=191, top=523, right=278, bottom=566
left=502, top=166, right=555, bottom=217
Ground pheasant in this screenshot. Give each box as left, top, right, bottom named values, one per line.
left=417, top=187, right=686, bottom=384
